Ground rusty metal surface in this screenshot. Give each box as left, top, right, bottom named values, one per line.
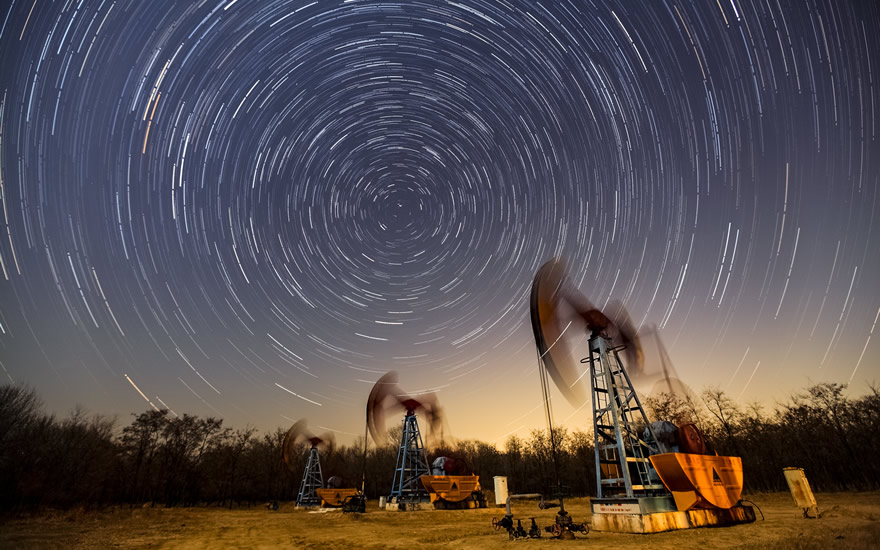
left=591, top=505, right=755, bottom=533
left=677, top=423, right=710, bottom=455
left=650, top=453, right=744, bottom=510
left=783, top=467, right=819, bottom=517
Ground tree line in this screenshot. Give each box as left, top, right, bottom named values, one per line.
left=1, top=381, right=878, bottom=512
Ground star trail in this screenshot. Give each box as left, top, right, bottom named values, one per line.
left=0, top=0, right=878, bottom=443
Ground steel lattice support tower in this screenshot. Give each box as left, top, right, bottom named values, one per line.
left=588, top=332, right=665, bottom=498
left=389, top=411, right=430, bottom=502
left=296, top=446, right=324, bottom=507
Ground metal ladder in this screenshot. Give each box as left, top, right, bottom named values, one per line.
left=589, top=333, right=665, bottom=498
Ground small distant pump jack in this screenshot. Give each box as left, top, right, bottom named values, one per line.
left=283, top=419, right=359, bottom=509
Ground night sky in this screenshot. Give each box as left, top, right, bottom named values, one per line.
left=1, top=0, right=878, bottom=445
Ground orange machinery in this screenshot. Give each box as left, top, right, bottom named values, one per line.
left=314, top=476, right=359, bottom=508
left=420, top=475, right=483, bottom=509
left=649, top=453, right=743, bottom=511
left=315, top=487, right=359, bottom=507
left=648, top=422, right=744, bottom=511
left=419, top=456, right=486, bottom=509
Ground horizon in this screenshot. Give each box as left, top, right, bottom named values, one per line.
left=5, top=372, right=874, bottom=449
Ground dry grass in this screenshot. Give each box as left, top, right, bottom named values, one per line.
left=2, top=492, right=879, bottom=549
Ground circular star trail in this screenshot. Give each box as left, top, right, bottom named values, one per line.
left=0, top=0, right=878, bottom=441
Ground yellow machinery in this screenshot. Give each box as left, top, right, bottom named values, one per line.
left=420, top=475, right=482, bottom=509
left=315, top=487, right=359, bottom=507
left=420, top=457, right=486, bottom=509
left=315, top=475, right=359, bottom=508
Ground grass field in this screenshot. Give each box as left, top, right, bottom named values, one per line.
left=2, top=491, right=879, bottom=549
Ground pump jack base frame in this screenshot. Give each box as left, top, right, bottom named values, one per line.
left=590, top=497, right=755, bottom=534
left=384, top=496, right=430, bottom=511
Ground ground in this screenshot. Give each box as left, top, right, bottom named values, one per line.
left=2, top=492, right=879, bottom=549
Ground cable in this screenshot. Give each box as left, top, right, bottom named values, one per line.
left=738, top=498, right=764, bottom=520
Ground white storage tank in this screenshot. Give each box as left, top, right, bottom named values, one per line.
left=493, top=476, right=508, bottom=507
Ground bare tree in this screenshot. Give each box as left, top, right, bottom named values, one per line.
left=702, top=388, right=741, bottom=445
left=643, top=391, right=693, bottom=425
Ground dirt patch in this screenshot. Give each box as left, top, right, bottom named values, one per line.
left=2, top=492, right=879, bottom=549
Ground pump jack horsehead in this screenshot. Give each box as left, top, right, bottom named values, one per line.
left=530, top=257, right=755, bottom=533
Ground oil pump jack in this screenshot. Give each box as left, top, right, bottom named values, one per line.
left=527, top=258, right=754, bottom=534
left=282, top=420, right=333, bottom=508
left=282, top=419, right=361, bottom=509
left=367, top=372, right=440, bottom=510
